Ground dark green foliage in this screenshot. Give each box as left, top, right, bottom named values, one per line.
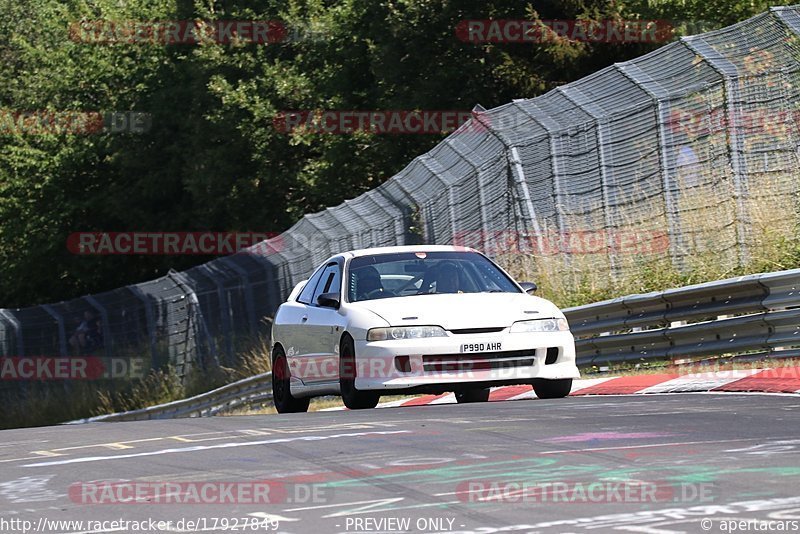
left=0, top=0, right=784, bottom=306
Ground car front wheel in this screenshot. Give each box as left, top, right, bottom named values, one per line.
left=339, top=336, right=380, bottom=410
left=272, top=346, right=310, bottom=413
left=531, top=378, right=573, bottom=399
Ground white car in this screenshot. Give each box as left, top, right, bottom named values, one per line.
left=270, top=245, right=580, bottom=412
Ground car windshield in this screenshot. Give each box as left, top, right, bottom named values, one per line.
left=347, top=251, right=521, bottom=302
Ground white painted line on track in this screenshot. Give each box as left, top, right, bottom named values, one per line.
left=22, top=430, right=411, bottom=468
left=285, top=497, right=404, bottom=513
left=537, top=437, right=771, bottom=455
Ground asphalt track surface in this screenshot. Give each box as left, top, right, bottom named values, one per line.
left=2, top=393, right=800, bottom=534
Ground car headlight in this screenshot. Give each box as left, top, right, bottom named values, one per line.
left=367, top=326, right=447, bottom=341
left=509, top=318, right=569, bottom=333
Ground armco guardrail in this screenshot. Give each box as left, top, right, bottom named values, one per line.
left=564, top=268, right=800, bottom=365
left=69, top=372, right=272, bottom=423
left=78, top=268, right=800, bottom=422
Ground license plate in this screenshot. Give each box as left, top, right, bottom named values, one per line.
left=461, top=342, right=502, bottom=353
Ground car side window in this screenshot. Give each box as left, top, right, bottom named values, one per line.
left=297, top=266, right=326, bottom=305
left=311, top=263, right=341, bottom=306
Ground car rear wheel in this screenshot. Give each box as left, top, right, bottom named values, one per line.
left=339, top=336, right=380, bottom=410
left=531, top=378, right=573, bottom=399
left=455, top=388, right=491, bottom=403
left=272, top=346, right=310, bottom=413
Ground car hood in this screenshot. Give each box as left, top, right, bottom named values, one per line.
left=348, top=292, right=564, bottom=331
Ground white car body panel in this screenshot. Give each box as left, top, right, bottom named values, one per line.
left=271, top=245, right=580, bottom=398
left=349, top=292, right=562, bottom=330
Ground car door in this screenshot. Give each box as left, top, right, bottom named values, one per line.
left=302, top=260, right=345, bottom=384
left=281, top=264, right=326, bottom=383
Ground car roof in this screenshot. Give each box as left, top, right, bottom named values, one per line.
left=340, top=244, right=477, bottom=259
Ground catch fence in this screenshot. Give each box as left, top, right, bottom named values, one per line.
left=2, top=7, right=799, bottom=381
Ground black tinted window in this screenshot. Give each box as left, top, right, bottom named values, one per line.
left=296, top=265, right=326, bottom=304
left=311, top=263, right=341, bottom=305
left=347, top=251, right=520, bottom=302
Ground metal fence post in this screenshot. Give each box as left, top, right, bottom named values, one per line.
left=0, top=309, right=23, bottom=356
left=261, top=249, right=293, bottom=307
left=446, top=138, right=491, bottom=248
left=168, top=270, right=218, bottom=375
left=333, top=203, right=370, bottom=249
left=557, top=85, right=619, bottom=278
left=40, top=304, right=67, bottom=357
left=84, top=295, right=112, bottom=358
left=0, top=313, right=9, bottom=357
left=200, top=264, right=233, bottom=364
left=420, top=154, right=458, bottom=243
left=127, top=285, right=158, bottom=362
left=302, top=215, right=335, bottom=261
left=514, top=100, right=571, bottom=259
left=681, top=36, right=750, bottom=266
left=616, top=62, right=685, bottom=270
left=220, top=256, right=257, bottom=335
left=370, top=189, right=408, bottom=244
left=392, top=178, right=426, bottom=241
left=772, top=6, right=800, bottom=35
left=472, top=112, right=545, bottom=256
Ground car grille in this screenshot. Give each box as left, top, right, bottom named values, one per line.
left=448, top=327, right=506, bottom=334
left=422, top=349, right=537, bottom=372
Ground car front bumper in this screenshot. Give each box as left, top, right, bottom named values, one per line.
left=353, top=330, right=579, bottom=391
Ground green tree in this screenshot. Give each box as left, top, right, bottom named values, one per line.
left=0, top=0, right=788, bottom=307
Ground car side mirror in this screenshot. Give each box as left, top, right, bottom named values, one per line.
left=317, top=292, right=340, bottom=308
left=519, top=282, right=537, bottom=295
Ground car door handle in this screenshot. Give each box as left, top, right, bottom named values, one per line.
left=301, top=315, right=308, bottom=322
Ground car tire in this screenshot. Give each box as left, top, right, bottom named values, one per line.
left=455, top=388, right=491, bottom=403
left=531, top=378, right=573, bottom=399
left=272, top=346, right=310, bottom=413
left=339, top=335, right=380, bottom=410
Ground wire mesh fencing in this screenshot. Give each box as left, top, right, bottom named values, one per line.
left=1, top=6, right=799, bottom=382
